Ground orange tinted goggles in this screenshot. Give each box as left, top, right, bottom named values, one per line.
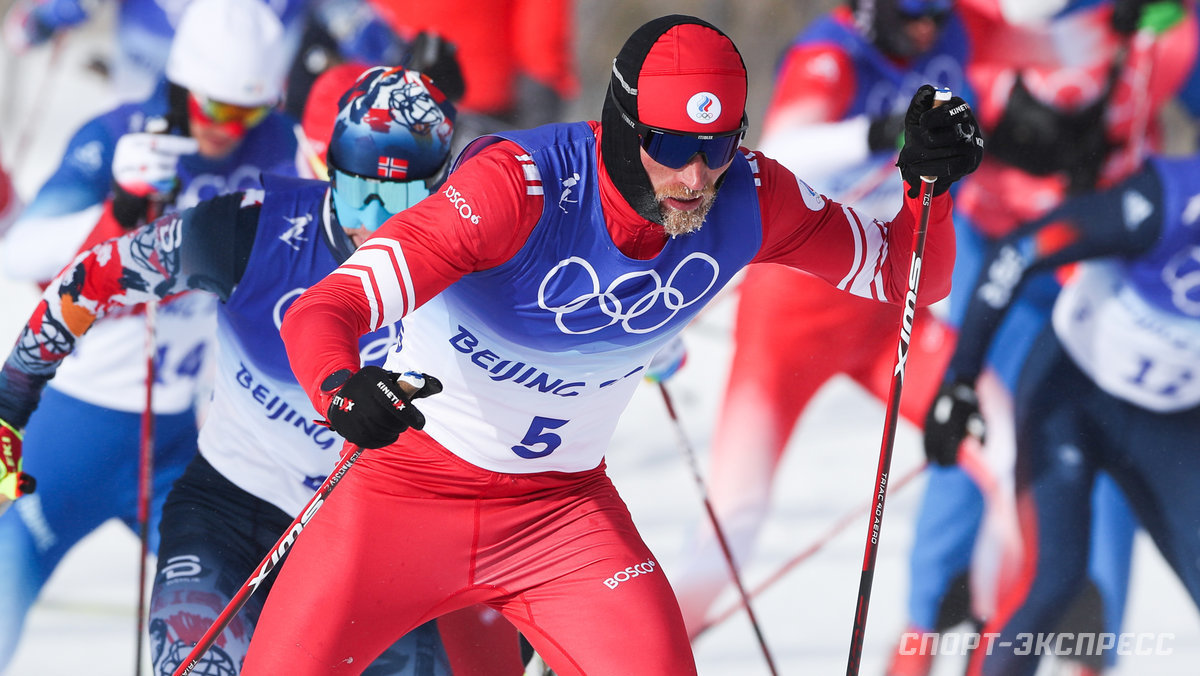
left=188, top=94, right=272, bottom=131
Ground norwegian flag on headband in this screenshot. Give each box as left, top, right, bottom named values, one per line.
left=377, top=156, right=408, bottom=178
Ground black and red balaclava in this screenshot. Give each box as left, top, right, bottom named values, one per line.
left=601, top=15, right=748, bottom=224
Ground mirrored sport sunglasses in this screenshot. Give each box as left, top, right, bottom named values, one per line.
left=188, top=94, right=272, bottom=130
left=332, top=169, right=431, bottom=216
left=611, top=84, right=747, bottom=170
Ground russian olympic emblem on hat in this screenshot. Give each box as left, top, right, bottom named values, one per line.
left=686, top=92, right=722, bottom=125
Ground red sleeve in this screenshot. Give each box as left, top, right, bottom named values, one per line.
left=750, top=152, right=955, bottom=305
left=514, top=0, right=579, bottom=99
left=958, top=0, right=1009, bottom=23
left=760, top=43, right=857, bottom=138
left=281, top=140, right=542, bottom=410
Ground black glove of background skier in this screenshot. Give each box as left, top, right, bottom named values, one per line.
left=897, top=84, right=984, bottom=198
left=322, top=366, right=442, bottom=449
left=867, top=113, right=906, bottom=153
left=405, top=30, right=465, bottom=102
left=986, top=76, right=1110, bottom=193
left=923, top=379, right=986, bottom=466
left=110, top=132, right=197, bottom=229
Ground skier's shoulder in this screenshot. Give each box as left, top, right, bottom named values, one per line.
left=174, top=190, right=266, bottom=298
left=60, top=98, right=152, bottom=154
left=235, top=110, right=302, bottom=156
left=790, top=7, right=858, bottom=50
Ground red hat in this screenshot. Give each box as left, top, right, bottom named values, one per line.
left=602, top=15, right=747, bottom=224
left=302, top=62, right=373, bottom=159
left=635, top=23, right=747, bottom=134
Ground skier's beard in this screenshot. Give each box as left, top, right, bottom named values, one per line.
left=656, top=184, right=717, bottom=237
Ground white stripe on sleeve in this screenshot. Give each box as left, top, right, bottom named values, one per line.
left=331, top=267, right=382, bottom=329
left=332, top=237, right=416, bottom=330
left=837, top=206, right=889, bottom=301
left=837, top=204, right=867, bottom=291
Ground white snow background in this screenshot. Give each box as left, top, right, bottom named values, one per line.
left=1, top=5, right=1197, bottom=675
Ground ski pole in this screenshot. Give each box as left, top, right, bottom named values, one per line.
left=8, top=33, right=67, bottom=177
left=171, top=372, right=426, bottom=676
left=134, top=300, right=156, bottom=676
left=293, top=123, right=329, bottom=181
left=845, top=87, right=951, bottom=676
left=695, top=461, right=924, bottom=638
left=172, top=443, right=366, bottom=675
left=839, top=154, right=901, bottom=206
left=658, top=382, right=779, bottom=676
left=1117, top=26, right=1157, bottom=179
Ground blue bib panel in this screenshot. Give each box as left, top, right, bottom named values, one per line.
left=448, top=122, right=762, bottom=356
left=794, top=12, right=972, bottom=115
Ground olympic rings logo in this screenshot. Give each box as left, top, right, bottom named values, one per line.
left=537, top=254, right=720, bottom=334
left=1162, top=245, right=1200, bottom=317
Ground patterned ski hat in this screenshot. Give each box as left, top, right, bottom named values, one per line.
left=327, top=66, right=456, bottom=182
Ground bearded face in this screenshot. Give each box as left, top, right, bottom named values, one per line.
left=656, top=183, right=718, bottom=237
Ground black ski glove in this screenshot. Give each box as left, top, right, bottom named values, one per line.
left=923, top=379, right=986, bottom=466
left=987, top=76, right=1110, bottom=194
left=897, top=84, right=985, bottom=198
left=321, top=366, right=443, bottom=449
left=867, top=113, right=906, bottom=153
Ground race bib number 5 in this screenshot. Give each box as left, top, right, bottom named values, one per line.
left=511, top=416, right=569, bottom=458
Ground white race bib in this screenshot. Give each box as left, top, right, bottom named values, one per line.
left=1054, top=262, right=1200, bottom=412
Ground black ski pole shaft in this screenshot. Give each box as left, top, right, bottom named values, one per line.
left=658, top=382, right=779, bottom=676
left=846, top=127, right=943, bottom=675
left=171, top=442, right=365, bottom=676
left=696, top=461, right=924, bottom=639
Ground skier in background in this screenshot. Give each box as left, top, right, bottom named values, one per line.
left=895, top=0, right=1198, bottom=673
left=925, top=148, right=1200, bottom=675
left=1, top=0, right=454, bottom=115
left=2, top=0, right=307, bottom=102
left=0, top=0, right=302, bottom=669
left=366, top=0, right=577, bottom=152
left=0, top=64, right=521, bottom=675
left=666, top=0, right=972, bottom=643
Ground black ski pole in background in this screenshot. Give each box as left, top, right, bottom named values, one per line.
left=658, top=382, right=779, bottom=676
left=695, top=461, right=925, bottom=639
left=134, top=300, right=156, bottom=676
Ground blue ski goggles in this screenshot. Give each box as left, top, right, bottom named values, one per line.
left=611, top=84, right=747, bottom=170
left=331, top=169, right=431, bottom=231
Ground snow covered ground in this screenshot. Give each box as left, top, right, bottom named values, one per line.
left=2, top=7, right=1198, bottom=676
